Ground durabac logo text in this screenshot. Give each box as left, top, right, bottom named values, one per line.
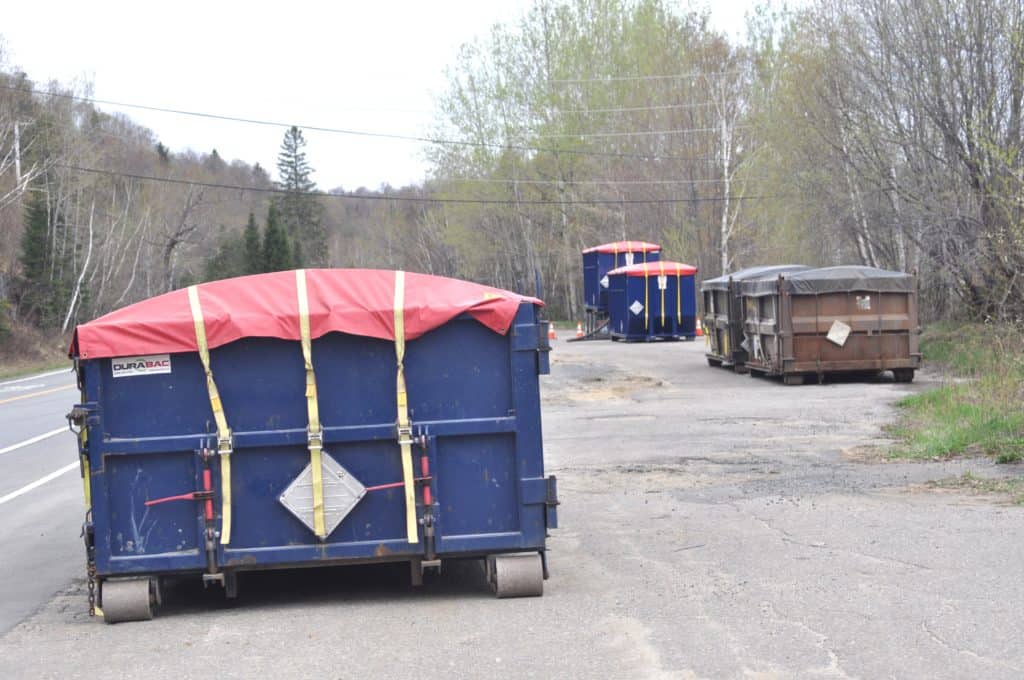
left=111, top=354, right=172, bottom=378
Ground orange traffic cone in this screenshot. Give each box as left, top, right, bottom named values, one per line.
left=548, top=324, right=557, bottom=340
left=575, top=322, right=584, bottom=339
left=695, top=321, right=704, bottom=337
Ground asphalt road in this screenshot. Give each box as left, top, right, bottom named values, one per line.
left=2, top=341, right=1023, bottom=678
left=0, top=367, right=82, bottom=634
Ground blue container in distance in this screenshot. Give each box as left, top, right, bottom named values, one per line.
left=607, top=261, right=698, bottom=341
left=69, top=269, right=557, bottom=622
left=582, top=241, right=661, bottom=317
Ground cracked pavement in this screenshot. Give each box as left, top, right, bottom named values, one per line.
left=1, top=338, right=1022, bottom=678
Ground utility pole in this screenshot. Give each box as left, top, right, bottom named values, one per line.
left=12, top=119, right=34, bottom=185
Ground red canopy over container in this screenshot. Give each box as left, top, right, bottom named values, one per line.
left=607, top=261, right=698, bottom=277
left=71, top=269, right=542, bottom=359
left=582, top=241, right=661, bottom=254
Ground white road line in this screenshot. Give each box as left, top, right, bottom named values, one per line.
left=0, top=368, right=71, bottom=387
left=0, top=462, right=78, bottom=506
left=0, top=428, right=69, bottom=456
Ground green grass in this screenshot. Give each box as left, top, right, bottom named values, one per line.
left=0, top=358, right=69, bottom=381
left=927, top=471, right=1024, bottom=504
left=889, top=323, right=1024, bottom=461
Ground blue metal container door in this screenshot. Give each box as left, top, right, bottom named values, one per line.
left=85, top=356, right=214, bottom=573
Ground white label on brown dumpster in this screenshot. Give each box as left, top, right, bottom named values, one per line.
left=856, top=295, right=871, bottom=310
left=826, top=320, right=852, bottom=347
left=111, top=354, right=172, bottom=377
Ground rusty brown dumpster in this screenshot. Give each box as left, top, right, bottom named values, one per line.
left=701, top=265, right=810, bottom=372
left=739, top=266, right=921, bottom=385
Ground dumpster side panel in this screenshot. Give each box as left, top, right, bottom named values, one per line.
left=84, top=302, right=550, bottom=577
left=741, top=278, right=920, bottom=377
left=103, top=453, right=203, bottom=561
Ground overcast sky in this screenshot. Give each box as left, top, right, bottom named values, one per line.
left=3, top=1, right=759, bottom=191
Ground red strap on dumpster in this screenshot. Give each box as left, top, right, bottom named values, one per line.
left=70, top=269, right=543, bottom=359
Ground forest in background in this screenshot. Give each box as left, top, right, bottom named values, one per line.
left=1, top=0, right=1022, bottom=357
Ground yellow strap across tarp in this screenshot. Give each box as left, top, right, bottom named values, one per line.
left=676, top=272, right=682, bottom=324
left=296, top=270, right=327, bottom=540
left=393, top=271, right=419, bottom=544
left=644, top=269, right=650, bottom=329
left=659, top=261, right=666, bottom=327
left=188, top=285, right=233, bottom=546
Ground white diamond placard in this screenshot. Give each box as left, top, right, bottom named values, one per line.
left=279, top=452, right=366, bottom=537
left=629, top=300, right=644, bottom=316
left=826, top=320, right=852, bottom=347
left=600, top=275, right=610, bottom=288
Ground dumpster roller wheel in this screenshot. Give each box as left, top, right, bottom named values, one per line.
left=487, top=553, right=544, bottom=598
left=101, top=578, right=158, bottom=624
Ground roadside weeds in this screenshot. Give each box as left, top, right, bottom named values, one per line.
left=888, top=323, right=1024, bottom=463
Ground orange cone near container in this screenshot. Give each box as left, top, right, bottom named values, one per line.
left=696, top=321, right=703, bottom=337
left=549, top=324, right=557, bottom=340
left=575, top=323, right=584, bottom=338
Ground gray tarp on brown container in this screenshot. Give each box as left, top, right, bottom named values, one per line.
left=741, top=265, right=915, bottom=297
left=700, top=264, right=810, bottom=292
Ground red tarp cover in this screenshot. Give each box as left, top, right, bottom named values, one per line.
left=71, top=269, right=543, bottom=359
left=608, top=261, right=698, bottom=277
left=582, top=240, right=661, bottom=254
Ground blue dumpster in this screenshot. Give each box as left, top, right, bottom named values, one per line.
left=69, top=269, right=557, bottom=621
left=582, top=241, right=661, bottom=331
left=607, top=261, right=698, bottom=341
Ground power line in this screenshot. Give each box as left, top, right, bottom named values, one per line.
left=550, top=101, right=717, bottom=114
left=547, top=69, right=751, bottom=84
left=2, top=84, right=722, bottom=163
left=61, top=164, right=783, bottom=206
left=533, top=125, right=750, bottom=139
left=446, top=176, right=759, bottom=186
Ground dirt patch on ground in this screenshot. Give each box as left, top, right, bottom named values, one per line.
left=840, top=444, right=894, bottom=463
left=548, top=371, right=666, bottom=403
left=910, top=471, right=1024, bottom=505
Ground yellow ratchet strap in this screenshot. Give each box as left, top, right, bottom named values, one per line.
left=77, top=382, right=92, bottom=510
left=296, top=270, right=327, bottom=540
left=393, top=271, right=419, bottom=544
left=676, top=272, right=682, bottom=325
left=188, top=285, right=234, bottom=545
left=80, top=428, right=92, bottom=510
left=643, top=267, right=650, bottom=329
left=659, top=261, right=666, bottom=327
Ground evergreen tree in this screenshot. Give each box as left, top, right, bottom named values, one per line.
left=155, top=142, right=170, bottom=164
left=262, top=205, right=292, bottom=272
left=203, top=228, right=247, bottom=282
left=242, top=212, right=263, bottom=274
left=19, top=193, right=49, bottom=290
left=17, top=191, right=58, bottom=325
left=17, top=190, right=77, bottom=327
left=275, top=126, right=327, bottom=266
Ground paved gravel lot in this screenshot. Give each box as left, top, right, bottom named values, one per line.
left=2, top=337, right=1022, bottom=679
